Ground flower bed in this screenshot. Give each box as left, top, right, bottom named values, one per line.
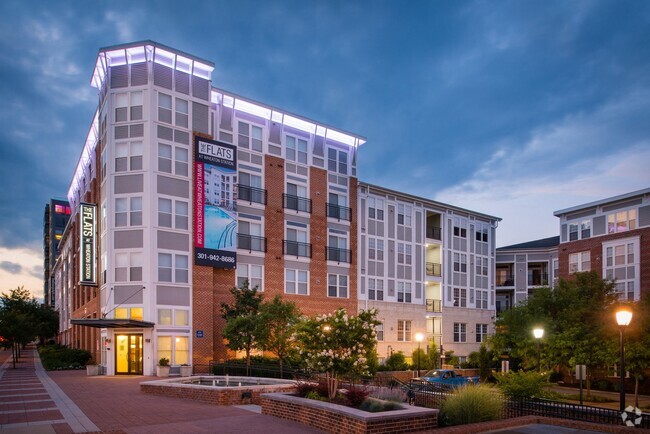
left=261, top=392, right=438, bottom=434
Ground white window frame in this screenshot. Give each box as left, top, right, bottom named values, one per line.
left=569, top=251, right=591, bottom=273
left=607, top=209, right=637, bottom=234
left=603, top=237, right=640, bottom=301
left=368, top=197, right=384, bottom=221
left=285, top=134, right=308, bottom=164
left=475, top=323, right=488, bottom=342
left=237, top=264, right=263, bottom=291
left=285, top=268, right=309, bottom=295
left=238, top=121, right=264, bottom=152
left=327, top=274, right=348, bottom=298
left=397, top=319, right=411, bottom=342
left=397, top=281, right=412, bottom=303
left=453, top=323, right=467, bottom=343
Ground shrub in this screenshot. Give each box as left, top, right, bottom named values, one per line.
left=295, top=381, right=318, bottom=397
left=549, top=371, right=563, bottom=383
left=368, top=388, right=408, bottom=403
left=344, top=385, right=370, bottom=407
left=384, top=352, right=409, bottom=371
left=595, top=380, right=612, bottom=391
left=359, top=397, right=403, bottom=412
left=38, top=345, right=91, bottom=370
left=439, top=385, right=503, bottom=426
left=305, top=390, right=325, bottom=401
left=495, top=370, right=550, bottom=398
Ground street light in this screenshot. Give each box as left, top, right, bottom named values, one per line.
left=616, top=307, right=633, bottom=413
left=414, top=333, right=424, bottom=376
left=533, top=328, right=544, bottom=372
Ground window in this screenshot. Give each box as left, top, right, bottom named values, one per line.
left=158, top=144, right=188, bottom=176
left=115, top=91, right=143, bottom=122
left=157, top=336, right=189, bottom=365
left=376, top=323, right=384, bottom=341
left=114, top=307, right=143, bottom=320
left=453, top=253, right=467, bottom=273
left=158, top=309, right=189, bottom=326
left=369, top=238, right=384, bottom=260
left=285, top=135, right=307, bottom=164
left=476, top=257, right=488, bottom=276
left=114, top=252, right=142, bottom=282
left=285, top=182, right=310, bottom=213
left=175, top=310, right=189, bottom=326
left=453, top=323, right=467, bottom=342
left=397, top=320, right=411, bottom=342
left=158, top=93, right=172, bottom=123
left=581, top=220, right=591, bottom=239
left=368, top=278, right=384, bottom=301
left=237, top=264, right=263, bottom=291
left=115, top=197, right=142, bottom=227
left=397, top=203, right=412, bottom=226
left=476, top=324, right=488, bottom=343
left=604, top=239, right=639, bottom=301
left=569, top=251, right=591, bottom=273
left=368, top=197, right=384, bottom=221
left=328, top=148, right=348, bottom=174
left=475, top=223, right=489, bottom=242
left=476, top=290, right=488, bottom=309
left=569, top=223, right=579, bottom=241
left=239, top=172, right=264, bottom=204
left=115, top=141, right=143, bottom=171
left=397, top=281, right=412, bottom=303
left=158, top=253, right=188, bottom=283
left=285, top=269, right=308, bottom=295
left=607, top=209, right=637, bottom=234
left=238, top=121, right=263, bottom=152
left=175, top=98, right=188, bottom=128
left=158, top=309, right=172, bottom=325
left=328, top=274, right=348, bottom=298
left=397, top=243, right=412, bottom=265
left=327, top=233, right=349, bottom=262
left=453, top=288, right=467, bottom=307
left=453, top=217, right=467, bottom=238
left=158, top=198, right=188, bottom=230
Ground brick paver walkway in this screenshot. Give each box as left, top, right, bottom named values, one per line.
left=0, top=346, right=322, bottom=433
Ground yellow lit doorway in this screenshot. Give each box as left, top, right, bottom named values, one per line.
left=115, top=334, right=143, bottom=375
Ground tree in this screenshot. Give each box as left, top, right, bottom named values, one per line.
left=256, top=295, right=300, bottom=378
left=296, top=308, right=380, bottom=399
left=220, top=280, right=263, bottom=374
left=467, top=344, right=495, bottom=382
left=625, top=296, right=650, bottom=408
left=384, top=351, right=408, bottom=371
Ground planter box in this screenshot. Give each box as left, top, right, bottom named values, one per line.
left=179, top=365, right=192, bottom=377
left=261, top=393, right=438, bottom=434
left=86, top=365, right=101, bottom=376
left=157, top=365, right=171, bottom=377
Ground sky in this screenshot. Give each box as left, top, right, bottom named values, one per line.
left=1, top=1, right=649, bottom=299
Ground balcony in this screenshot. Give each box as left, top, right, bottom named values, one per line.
left=283, top=194, right=312, bottom=213
left=326, top=246, right=351, bottom=263
left=426, top=262, right=442, bottom=277
left=237, top=233, right=266, bottom=253
left=426, top=226, right=442, bottom=240
left=238, top=184, right=267, bottom=205
left=283, top=240, right=312, bottom=258
left=326, top=203, right=352, bottom=221
left=426, top=299, right=442, bottom=313
left=496, top=275, right=515, bottom=287
left=528, top=272, right=549, bottom=287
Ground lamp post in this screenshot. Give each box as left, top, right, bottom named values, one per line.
left=415, top=333, right=424, bottom=376
left=439, top=344, right=444, bottom=369
left=533, top=328, right=544, bottom=372
left=616, top=307, right=633, bottom=413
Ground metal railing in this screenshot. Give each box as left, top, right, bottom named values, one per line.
left=237, top=233, right=266, bottom=252
left=426, top=299, right=442, bottom=313
left=237, top=184, right=267, bottom=205
left=326, top=203, right=352, bottom=221
left=528, top=273, right=549, bottom=286
left=426, top=226, right=442, bottom=240
left=496, top=275, right=515, bottom=287
left=326, top=246, right=352, bottom=263
left=426, top=262, right=442, bottom=277
left=283, top=240, right=312, bottom=258
left=283, top=194, right=312, bottom=213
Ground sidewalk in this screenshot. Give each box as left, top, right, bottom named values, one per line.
left=0, top=346, right=322, bottom=433
left=548, top=385, right=650, bottom=411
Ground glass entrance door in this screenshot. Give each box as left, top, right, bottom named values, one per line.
left=115, top=334, right=143, bottom=375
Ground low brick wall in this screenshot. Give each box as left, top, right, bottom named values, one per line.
left=140, top=376, right=296, bottom=405
left=260, top=393, right=438, bottom=434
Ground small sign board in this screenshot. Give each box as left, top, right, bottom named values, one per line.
left=576, top=364, right=586, bottom=380
left=195, top=330, right=204, bottom=338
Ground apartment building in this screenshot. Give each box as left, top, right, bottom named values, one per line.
left=495, top=236, right=559, bottom=314
left=43, top=199, right=71, bottom=307
left=54, top=41, right=363, bottom=375
left=357, top=183, right=500, bottom=364
left=554, top=188, right=650, bottom=301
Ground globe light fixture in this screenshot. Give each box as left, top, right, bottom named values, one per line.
left=415, top=332, right=424, bottom=376
left=533, top=328, right=544, bottom=372
left=616, top=307, right=633, bottom=413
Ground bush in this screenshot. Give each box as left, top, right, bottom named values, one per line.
left=359, top=397, right=403, bottom=412
left=384, top=352, right=409, bottom=371
left=368, top=388, right=408, bottom=403
left=344, top=385, right=370, bottom=407
left=595, top=380, right=612, bottom=391
left=549, top=371, right=563, bottom=383
left=38, top=345, right=91, bottom=370
left=295, top=381, right=318, bottom=397
left=495, top=370, right=550, bottom=398
left=439, top=385, right=503, bottom=426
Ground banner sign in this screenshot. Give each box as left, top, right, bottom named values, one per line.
left=194, top=136, right=237, bottom=268
left=79, top=203, right=97, bottom=285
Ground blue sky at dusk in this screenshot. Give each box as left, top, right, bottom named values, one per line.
left=1, top=1, right=649, bottom=297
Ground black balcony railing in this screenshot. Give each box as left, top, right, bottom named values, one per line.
left=426, top=299, right=442, bottom=313
left=528, top=272, right=549, bottom=286
left=237, top=184, right=267, bottom=205
left=283, top=240, right=312, bottom=258
left=426, top=226, right=442, bottom=240
left=496, top=275, right=515, bottom=287
left=326, top=203, right=352, bottom=221
left=283, top=194, right=312, bottom=213
left=326, top=246, right=352, bottom=263
left=237, top=233, right=266, bottom=253
left=426, top=262, right=442, bottom=277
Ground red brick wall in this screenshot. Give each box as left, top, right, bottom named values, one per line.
left=264, top=155, right=285, bottom=298
left=141, top=382, right=296, bottom=405
left=557, top=227, right=650, bottom=299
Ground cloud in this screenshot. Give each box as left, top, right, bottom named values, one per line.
left=0, top=261, right=22, bottom=274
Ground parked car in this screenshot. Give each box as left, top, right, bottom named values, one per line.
left=416, top=369, right=479, bottom=388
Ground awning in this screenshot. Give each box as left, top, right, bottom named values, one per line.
left=70, top=318, right=155, bottom=329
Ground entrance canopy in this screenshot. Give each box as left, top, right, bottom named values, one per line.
left=70, top=318, right=155, bottom=329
